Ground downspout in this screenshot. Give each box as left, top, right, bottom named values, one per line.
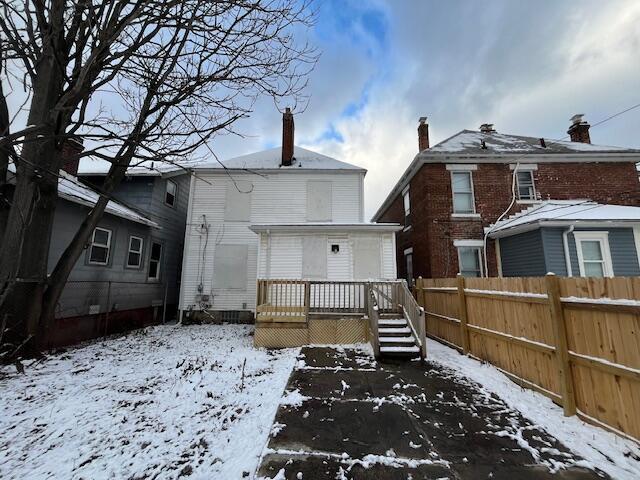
left=562, top=225, right=575, bottom=277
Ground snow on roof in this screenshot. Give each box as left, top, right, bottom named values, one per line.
left=58, top=170, right=158, bottom=227
left=196, top=146, right=366, bottom=172
left=486, top=200, right=640, bottom=237
left=427, top=130, right=640, bottom=155
left=77, top=158, right=196, bottom=177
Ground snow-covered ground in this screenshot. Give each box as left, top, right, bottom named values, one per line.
left=0, top=324, right=298, bottom=479
left=428, top=339, right=640, bottom=480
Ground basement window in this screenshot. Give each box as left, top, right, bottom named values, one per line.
left=456, top=242, right=484, bottom=277
left=88, top=227, right=112, bottom=265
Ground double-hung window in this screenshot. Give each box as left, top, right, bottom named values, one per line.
left=165, top=180, right=177, bottom=207
left=148, top=241, right=163, bottom=280
left=451, top=171, right=475, bottom=214
left=454, top=240, right=484, bottom=277
left=574, top=232, right=613, bottom=277
left=127, top=236, right=144, bottom=268
left=403, top=187, right=411, bottom=227
left=89, top=227, right=112, bottom=265
left=516, top=170, right=536, bottom=201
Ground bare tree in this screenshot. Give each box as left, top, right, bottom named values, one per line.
left=0, top=0, right=317, bottom=356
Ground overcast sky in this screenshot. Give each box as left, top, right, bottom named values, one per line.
left=211, top=0, right=640, bottom=219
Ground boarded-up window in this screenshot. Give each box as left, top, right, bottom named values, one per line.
left=303, top=236, right=327, bottom=279
left=353, top=237, right=381, bottom=279
left=307, top=181, right=332, bottom=221
left=224, top=181, right=252, bottom=221
left=214, top=244, right=248, bottom=289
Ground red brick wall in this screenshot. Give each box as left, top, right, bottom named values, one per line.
left=378, top=161, right=640, bottom=279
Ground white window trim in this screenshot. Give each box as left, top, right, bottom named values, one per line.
left=165, top=179, right=177, bottom=207
left=456, top=245, right=484, bottom=277
left=573, top=231, right=614, bottom=278
left=403, top=247, right=413, bottom=255
left=509, top=164, right=538, bottom=170
left=453, top=239, right=484, bottom=247
left=633, top=226, right=640, bottom=270
left=446, top=164, right=477, bottom=171
left=89, top=227, right=112, bottom=266
left=451, top=213, right=481, bottom=219
left=450, top=170, right=477, bottom=215
left=126, top=235, right=144, bottom=268
left=403, top=189, right=411, bottom=216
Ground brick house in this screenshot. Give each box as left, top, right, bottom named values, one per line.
left=371, top=116, right=640, bottom=280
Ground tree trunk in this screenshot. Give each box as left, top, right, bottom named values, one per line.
left=40, top=166, right=129, bottom=347
left=0, top=22, right=67, bottom=351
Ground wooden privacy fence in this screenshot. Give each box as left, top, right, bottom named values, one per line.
left=415, top=274, right=640, bottom=442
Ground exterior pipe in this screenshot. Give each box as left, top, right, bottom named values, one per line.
left=562, top=225, right=575, bottom=277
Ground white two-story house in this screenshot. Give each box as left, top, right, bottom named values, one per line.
left=178, top=109, right=400, bottom=331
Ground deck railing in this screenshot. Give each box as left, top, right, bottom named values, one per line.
left=256, top=279, right=425, bottom=359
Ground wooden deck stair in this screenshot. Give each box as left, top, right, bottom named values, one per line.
left=377, top=315, right=421, bottom=358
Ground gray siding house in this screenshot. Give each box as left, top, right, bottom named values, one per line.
left=487, top=201, right=640, bottom=278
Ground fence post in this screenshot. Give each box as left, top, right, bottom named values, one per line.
left=545, top=273, right=576, bottom=416
left=456, top=274, right=470, bottom=354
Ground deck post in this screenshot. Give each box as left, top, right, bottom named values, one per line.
left=546, top=273, right=576, bottom=416
left=304, top=280, right=311, bottom=318
left=456, top=274, right=470, bottom=354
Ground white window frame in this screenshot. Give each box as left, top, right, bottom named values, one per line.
left=148, top=241, right=163, bottom=281
left=88, top=227, right=112, bottom=265
left=165, top=179, right=177, bottom=207
left=402, top=187, right=410, bottom=216
left=126, top=235, right=144, bottom=268
left=574, top=231, right=613, bottom=278
left=454, top=239, right=484, bottom=277
left=450, top=170, right=476, bottom=215
left=515, top=169, right=537, bottom=201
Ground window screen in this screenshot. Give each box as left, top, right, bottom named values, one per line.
left=224, top=181, right=252, bottom=221
left=214, top=244, right=248, bottom=289
left=353, top=237, right=381, bottom=279
left=307, top=181, right=332, bottom=221
left=303, top=236, right=327, bottom=279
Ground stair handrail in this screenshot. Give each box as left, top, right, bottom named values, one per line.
left=366, top=283, right=381, bottom=358
left=399, top=280, right=426, bottom=359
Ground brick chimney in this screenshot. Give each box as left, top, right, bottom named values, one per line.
left=61, top=137, right=84, bottom=176
left=418, top=117, right=429, bottom=151
left=281, top=107, right=294, bottom=166
left=567, top=114, right=591, bottom=144
left=480, top=123, right=496, bottom=134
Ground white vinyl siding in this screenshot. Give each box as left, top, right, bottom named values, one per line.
left=224, top=181, right=252, bottom=221
left=306, top=181, right=332, bottom=221
left=179, top=171, right=365, bottom=312
left=303, top=236, right=327, bottom=279
left=214, top=244, right=249, bottom=289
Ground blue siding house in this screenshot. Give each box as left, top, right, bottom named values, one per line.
left=487, top=201, right=640, bottom=278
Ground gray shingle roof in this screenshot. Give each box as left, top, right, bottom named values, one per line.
left=426, top=130, right=640, bottom=156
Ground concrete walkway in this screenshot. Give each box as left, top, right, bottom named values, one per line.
left=257, top=346, right=608, bottom=479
